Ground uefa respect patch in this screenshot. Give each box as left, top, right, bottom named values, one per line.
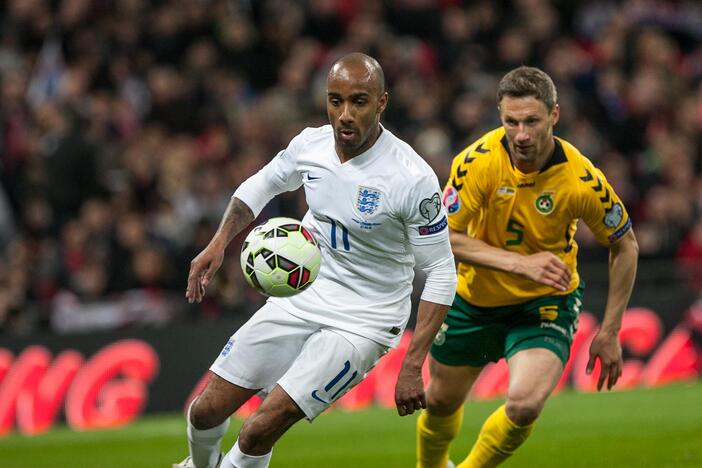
left=608, top=217, right=632, bottom=243
left=419, top=216, right=448, bottom=236
left=443, top=186, right=461, bottom=214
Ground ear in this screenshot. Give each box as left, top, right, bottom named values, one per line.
left=377, top=92, right=388, bottom=114
left=551, top=104, right=560, bottom=126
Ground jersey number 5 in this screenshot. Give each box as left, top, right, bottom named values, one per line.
left=506, top=219, right=525, bottom=246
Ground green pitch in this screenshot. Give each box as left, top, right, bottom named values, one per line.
left=2, top=381, right=701, bottom=467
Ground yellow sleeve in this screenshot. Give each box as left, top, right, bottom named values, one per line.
left=578, top=163, right=632, bottom=246
left=442, top=145, right=491, bottom=232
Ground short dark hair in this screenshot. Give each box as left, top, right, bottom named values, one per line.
left=497, top=66, right=557, bottom=111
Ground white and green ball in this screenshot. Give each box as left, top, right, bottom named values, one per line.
left=240, top=217, right=321, bottom=297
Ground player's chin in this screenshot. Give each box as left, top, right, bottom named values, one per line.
left=516, top=152, right=535, bottom=162
left=336, top=139, right=362, bottom=153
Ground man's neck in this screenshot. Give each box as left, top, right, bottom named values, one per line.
left=513, top=138, right=555, bottom=174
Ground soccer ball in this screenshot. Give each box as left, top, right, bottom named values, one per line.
left=240, top=217, right=321, bottom=297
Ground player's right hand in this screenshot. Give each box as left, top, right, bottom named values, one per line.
left=518, top=251, right=571, bottom=291
left=186, top=244, right=225, bottom=303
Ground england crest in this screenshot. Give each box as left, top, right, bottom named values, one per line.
left=356, top=186, right=381, bottom=216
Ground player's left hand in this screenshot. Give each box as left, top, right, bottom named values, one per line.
left=394, top=365, right=426, bottom=416
left=586, top=330, right=623, bottom=391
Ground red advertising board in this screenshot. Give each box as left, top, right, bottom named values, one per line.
left=1, top=306, right=700, bottom=436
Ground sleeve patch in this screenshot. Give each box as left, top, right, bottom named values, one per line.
left=419, top=193, right=442, bottom=223
left=608, top=218, right=632, bottom=243
left=419, top=216, right=448, bottom=236
left=603, top=202, right=623, bottom=228
left=442, top=186, right=461, bottom=214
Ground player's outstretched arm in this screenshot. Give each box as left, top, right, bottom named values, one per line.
left=396, top=239, right=456, bottom=416
left=587, top=229, right=639, bottom=390
left=186, top=197, right=254, bottom=304
left=449, top=229, right=571, bottom=291
left=395, top=299, right=450, bottom=416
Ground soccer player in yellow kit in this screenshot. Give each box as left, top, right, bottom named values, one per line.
left=416, top=66, right=639, bottom=468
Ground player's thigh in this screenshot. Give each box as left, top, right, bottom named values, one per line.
left=430, top=295, right=507, bottom=367
left=426, top=355, right=482, bottom=416
left=210, top=302, right=316, bottom=391
left=278, top=328, right=388, bottom=420
left=503, top=287, right=583, bottom=404
left=506, top=348, right=563, bottom=404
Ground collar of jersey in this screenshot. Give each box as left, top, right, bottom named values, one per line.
left=500, top=134, right=568, bottom=175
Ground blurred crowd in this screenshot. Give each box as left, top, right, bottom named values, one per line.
left=1, top=0, right=701, bottom=335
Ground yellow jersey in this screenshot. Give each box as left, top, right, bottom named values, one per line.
left=442, top=127, right=632, bottom=307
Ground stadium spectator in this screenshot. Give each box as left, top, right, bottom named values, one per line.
left=678, top=219, right=702, bottom=291
left=0, top=0, right=700, bottom=337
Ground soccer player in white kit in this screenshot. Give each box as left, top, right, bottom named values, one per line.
left=174, top=53, right=457, bottom=468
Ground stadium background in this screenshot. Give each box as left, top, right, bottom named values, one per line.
left=0, top=0, right=701, bottom=465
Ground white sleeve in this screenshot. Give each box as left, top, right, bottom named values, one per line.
left=233, top=138, right=304, bottom=217
left=411, top=238, right=457, bottom=306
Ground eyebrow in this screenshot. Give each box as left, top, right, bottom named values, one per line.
left=504, top=114, right=540, bottom=120
left=327, top=92, right=371, bottom=98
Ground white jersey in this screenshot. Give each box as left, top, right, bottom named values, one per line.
left=234, top=125, right=453, bottom=347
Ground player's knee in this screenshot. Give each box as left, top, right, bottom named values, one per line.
left=426, top=387, right=464, bottom=416
left=238, top=417, right=266, bottom=453
left=237, top=412, right=279, bottom=453
left=190, top=397, right=228, bottom=430
left=239, top=402, right=302, bottom=453
left=505, top=396, right=543, bottom=426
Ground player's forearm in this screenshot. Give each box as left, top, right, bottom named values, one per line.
left=210, top=197, right=255, bottom=248
left=449, top=230, right=522, bottom=274
left=601, top=230, right=639, bottom=334
left=401, top=300, right=449, bottom=370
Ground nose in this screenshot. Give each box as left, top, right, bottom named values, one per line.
left=515, top=124, right=530, bottom=143
left=340, top=103, right=353, bottom=124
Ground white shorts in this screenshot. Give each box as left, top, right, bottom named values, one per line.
left=210, top=302, right=388, bottom=419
